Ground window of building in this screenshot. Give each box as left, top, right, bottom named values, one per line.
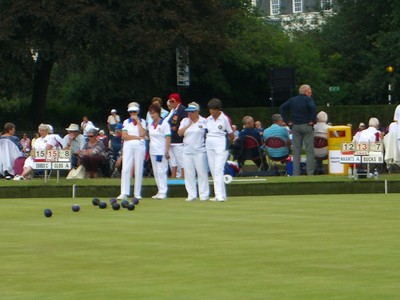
left=321, top=0, right=332, bottom=10
left=293, top=0, right=303, bottom=13
left=270, top=0, right=280, bottom=15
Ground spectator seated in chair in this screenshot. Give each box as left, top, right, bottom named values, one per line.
left=1, top=122, right=22, bottom=151
left=0, top=123, right=25, bottom=178
left=353, top=117, right=383, bottom=143
left=313, top=111, right=331, bottom=174
left=78, top=128, right=106, bottom=178
left=14, top=124, right=57, bottom=180
left=63, top=123, right=86, bottom=168
left=232, top=116, right=267, bottom=170
left=110, top=123, right=123, bottom=161
left=263, top=114, right=291, bottom=162
left=97, top=129, right=109, bottom=148
left=19, top=132, right=31, bottom=155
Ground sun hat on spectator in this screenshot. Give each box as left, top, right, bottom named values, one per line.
left=65, top=123, right=80, bottom=132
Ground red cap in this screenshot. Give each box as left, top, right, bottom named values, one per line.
left=168, top=93, right=181, bottom=103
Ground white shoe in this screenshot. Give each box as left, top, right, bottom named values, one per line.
left=185, top=197, right=197, bottom=202
left=200, top=197, right=209, bottom=201
left=151, top=194, right=160, bottom=199
left=117, top=194, right=128, bottom=200
left=157, top=194, right=167, bottom=200
left=13, top=175, right=24, bottom=181
left=210, top=197, right=225, bottom=202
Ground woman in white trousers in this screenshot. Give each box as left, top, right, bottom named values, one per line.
left=205, top=98, right=234, bottom=202
left=178, top=102, right=209, bottom=201
left=148, top=103, right=171, bottom=199
left=117, top=102, right=146, bottom=201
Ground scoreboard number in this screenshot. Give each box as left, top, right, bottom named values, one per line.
left=58, top=150, right=71, bottom=161
left=342, top=142, right=355, bottom=152
left=355, top=142, right=369, bottom=152
left=46, top=150, right=59, bottom=161
left=369, top=142, right=383, bottom=152
left=34, top=150, right=46, bottom=159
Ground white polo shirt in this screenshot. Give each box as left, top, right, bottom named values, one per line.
left=148, top=119, right=171, bottom=155
left=354, top=127, right=380, bottom=143
left=122, top=118, right=146, bottom=148
left=107, top=114, right=121, bottom=125
left=205, top=112, right=233, bottom=150
left=34, top=135, right=57, bottom=150
left=179, top=116, right=207, bottom=154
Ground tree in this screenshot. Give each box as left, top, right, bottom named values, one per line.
left=315, top=0, right=400, bottom=105
left=0, top=0, right=247, bottom=125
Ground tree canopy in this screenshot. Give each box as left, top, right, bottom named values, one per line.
left=1, top=0, right=251, bottom=125
left=316, top=0, right=400, bottom=105
left=2, top=0, right=398, bottom=129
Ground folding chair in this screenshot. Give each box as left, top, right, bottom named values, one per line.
left=238, top=135, right=267, bottom=172
left=265, top=137, right=289, bottom=175
left=314, top=136, right=328, bottom=174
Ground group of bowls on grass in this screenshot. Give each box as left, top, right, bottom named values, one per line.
left=44, top=197, right=139, bottom=217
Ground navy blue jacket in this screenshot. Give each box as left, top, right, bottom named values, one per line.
left=279, top=94, right=316, bottom=125
left=169, top=104, right=188, bottom=143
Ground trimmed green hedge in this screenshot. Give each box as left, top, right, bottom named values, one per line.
left=1, top=180, right=399, bottom=198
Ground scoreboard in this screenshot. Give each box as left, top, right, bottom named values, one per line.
left=33, top=149, right=72, bottom=170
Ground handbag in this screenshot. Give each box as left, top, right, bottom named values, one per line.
left=66, top=165, right=86, bottom=179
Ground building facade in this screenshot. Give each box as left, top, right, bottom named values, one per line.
left=254, top=0, right=338, bottom=31
left=255, top=0, right=338, bottom=16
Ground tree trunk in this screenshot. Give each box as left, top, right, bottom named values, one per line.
left=30, top=52, right=54, bottom=125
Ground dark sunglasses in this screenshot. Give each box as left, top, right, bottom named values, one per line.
left=88, top=135, right=95, bottom=138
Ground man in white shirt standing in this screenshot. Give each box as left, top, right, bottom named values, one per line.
left=107, top=109, right=121, bottom=135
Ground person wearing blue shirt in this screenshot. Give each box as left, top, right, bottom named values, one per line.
left=263, top=114, right=291, bottom=159
left=236, top=116, right=267, bottom=170
left=279, top=84, right=316, bottom=175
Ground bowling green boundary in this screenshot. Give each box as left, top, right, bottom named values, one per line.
left=2, top=174, right=400, bottom=198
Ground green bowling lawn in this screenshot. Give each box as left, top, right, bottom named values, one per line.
left=1, top=195, right=400, bottom=299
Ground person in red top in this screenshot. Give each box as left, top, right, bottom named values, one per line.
left=166, top=93, right=187, bottom=178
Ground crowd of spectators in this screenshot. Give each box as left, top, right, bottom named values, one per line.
left=2, top=87, right=399, bottom=201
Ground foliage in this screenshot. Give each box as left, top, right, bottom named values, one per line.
left=4, top=0, right=400, bottom=128
left=315, top=0, right=400, bottom=104
left=0, top=0, right=246, bottom=125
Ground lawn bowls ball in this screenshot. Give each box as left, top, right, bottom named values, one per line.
left=72, top=204, right=80, bottom=212
left=44, top=208, right=53, bottom=217
left=99, top=202, right=107, bottom=209
left=121, top=200, right=129, bottom=208
left=132, top=198, right=139, bottom=205
left=109, top=197, right=117, bottom=204
left=92, top=198, right=100, bottom=206
left=112, top=202, right=121, bottom=210
left=127, top=203, right=135, bottom=211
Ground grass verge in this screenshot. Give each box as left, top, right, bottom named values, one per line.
left=1, top=195, right=400, bottom=299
